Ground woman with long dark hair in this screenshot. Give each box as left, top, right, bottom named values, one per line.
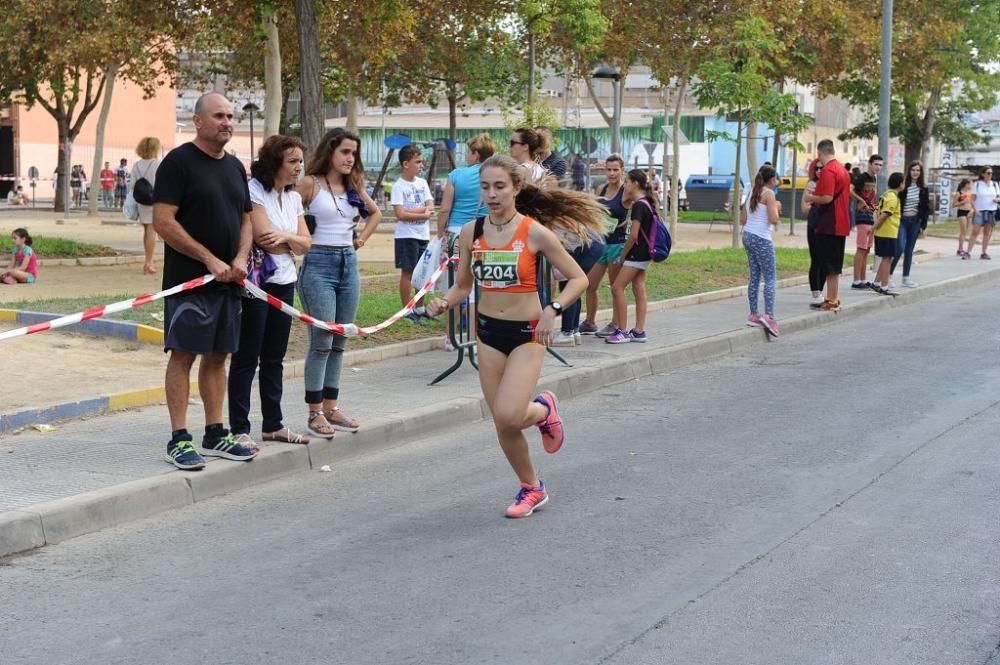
left=228, top=135, right=313, bottom=449
left=741, top=166, right=781, bottom=337
left=296, top=128, right=382, bottom=439
left=605, top=169, right=659, bottom=343
left=425, top=155, right=606, bottom=518
left=889, top=161, right=930, bottom=287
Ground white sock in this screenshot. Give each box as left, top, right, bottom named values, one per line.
left=414, top=306, right=426, bottom=315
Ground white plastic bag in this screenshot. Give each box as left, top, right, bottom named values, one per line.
left=122, top=192, right=139, bottom=221
left=411, top=236, right=443, bottom=290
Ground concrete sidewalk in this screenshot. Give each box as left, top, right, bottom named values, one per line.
left=2, top=251, right=997, bottom=558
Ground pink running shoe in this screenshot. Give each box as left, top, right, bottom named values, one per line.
left=760, top=314, right=780, bottom=337
left=505, top=480, right=549, bottom=518
left=746, top=313, right=762, bottom=327
left=533, top=391, right=564, bottom=453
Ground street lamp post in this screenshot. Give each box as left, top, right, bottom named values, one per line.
left=243, top=102, right=260, bottom=162
left=592, top=65, right=621, bottom=156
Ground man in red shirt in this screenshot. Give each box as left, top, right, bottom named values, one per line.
left=804, top=139, right=851, bottom=311
left=99, top=161, right=115, bottom=208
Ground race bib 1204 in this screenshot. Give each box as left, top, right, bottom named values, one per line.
left=472, top=249, right=521, bottom=289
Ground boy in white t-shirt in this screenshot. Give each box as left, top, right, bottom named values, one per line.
left=391, top=144, right=435, bottom=322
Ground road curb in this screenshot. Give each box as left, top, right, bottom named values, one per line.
left=3, top=257, right=989, bottom=559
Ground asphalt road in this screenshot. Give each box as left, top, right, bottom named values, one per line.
left=3, top=287, right=1000, bottom=665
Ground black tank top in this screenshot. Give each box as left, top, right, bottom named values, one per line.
left=599, top=183, right=628, bottom=244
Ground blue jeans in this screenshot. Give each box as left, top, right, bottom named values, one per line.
left=559, top=240, right=606, bottom=332
left=890, top=215, right=921, bottom=278
left=297, top=246, right=360, bottom=404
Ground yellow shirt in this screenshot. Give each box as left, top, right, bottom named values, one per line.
left=875, top=190, right=901, bottom=239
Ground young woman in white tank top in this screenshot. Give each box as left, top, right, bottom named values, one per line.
left=296, top=129, right=382, bottom=439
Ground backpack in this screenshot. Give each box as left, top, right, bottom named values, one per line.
left=132, top=162, right=154, bottom=205
left=636, top=199, right=671, bottom=262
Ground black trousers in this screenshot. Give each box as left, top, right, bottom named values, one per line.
left=806, top=225, right=826, bottom=292
left=227, top=281, right=295, bottom=434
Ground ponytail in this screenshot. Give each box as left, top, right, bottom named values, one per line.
left=625, top=168, right=659, bottom=212
left=749, top=165, right=776, bottom=213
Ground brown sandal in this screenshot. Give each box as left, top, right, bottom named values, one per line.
left=262, top=427, right=311, bottom=444
left=323, top=407, right=360, bottom=433
left=306, top=411, right=336, bottom=439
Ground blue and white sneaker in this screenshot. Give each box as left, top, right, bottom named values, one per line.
left=166, top=437, right=205, bottom=470
left=628, top=329, right=647, bottom=343
left=202, top=431, right=257, bottom=461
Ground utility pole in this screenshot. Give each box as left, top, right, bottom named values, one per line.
left=878, top=0, right=893, bottom=192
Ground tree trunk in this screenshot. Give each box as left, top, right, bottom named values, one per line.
left=745, top=121, right=759, bottom=183
left=732, top=112, right=743, bottom=248
left=87, top=65, right=118, bottom=217
left=294, top=0, right=323, bottom=150
left=54, top=121, right=70, bottom=213
left=447, top=91, right=458, bottom=165
left=346, top=90, right=358, bottom=133
left=611, top=65, right=627, bottom=156
left=670, top=77, right=688, bottom=237
left=527, top=30, right=536, bottom=111
left=771, top=80, right=784, bottom=165
left=262, top=10, right=282, bottom=138
left=279, top=85, right=292, bottom=135
left=583, top=76, right=613, bottom=125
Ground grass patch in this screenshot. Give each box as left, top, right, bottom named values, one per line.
left=678, top=210, right=797, bottom=226
left=0, top=235, right=119, bottom=258
left=0, top=247, right=832, bottom=348
left=923, top=220, right=962, bottom=239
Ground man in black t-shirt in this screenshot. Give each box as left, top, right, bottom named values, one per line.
left=152, top=92, right=256, bottom=470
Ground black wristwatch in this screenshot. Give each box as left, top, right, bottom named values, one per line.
left=548, top=301, right=563, bottom=314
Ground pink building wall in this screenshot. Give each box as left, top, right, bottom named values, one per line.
left=15, top=77, right=176, bottom=190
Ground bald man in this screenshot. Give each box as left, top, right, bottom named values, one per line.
left=153, top=92, right=256, bottom=469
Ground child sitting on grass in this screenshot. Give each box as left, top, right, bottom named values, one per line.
left=1, top=228, right=38, bottom=285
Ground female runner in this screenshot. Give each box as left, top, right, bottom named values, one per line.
left=426, top=155, right=606, bottom=518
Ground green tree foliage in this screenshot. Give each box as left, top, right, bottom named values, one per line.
left=692, top=14, right=810, bottom=247
left=829, top=0, right=1000, bottom=164
left=394, top=3, right=527, bottom=145
left=0, top=0, right=186, bottom=211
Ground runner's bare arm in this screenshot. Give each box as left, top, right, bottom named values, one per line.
left=152, top=202, right=232, bottom=280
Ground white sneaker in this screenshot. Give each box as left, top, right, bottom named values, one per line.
left=573, top=331, right=583, bottom=345
left=902, top=278, right=918, bottom=288
left=442, top=336, right=455, bottom=351
left=887, top=280, right=896, bottom=289
left=552, top=331, right=576, bottom=347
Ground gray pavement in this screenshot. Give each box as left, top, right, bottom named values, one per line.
left=0, top=252, right=997, bottom=550
left=2, top=280, right=999, bottom=664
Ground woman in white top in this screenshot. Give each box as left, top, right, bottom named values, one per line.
left=741, top=165, right=781, bottom=337
left=509, top=127, right=548, bottom=186
left=968, top=165, right=1000, bottom=259
left=131, top=137, right=161, bottom=274
left=228, top=135, right=313, bottom=448
left=296, top=128, right=382, bottom=439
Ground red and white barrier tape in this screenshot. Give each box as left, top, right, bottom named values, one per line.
left=0, top=275, right=215, bottom=342
left=240, top=257, right=450, bottom=336
left=0, top=258, right=451, bottom=342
